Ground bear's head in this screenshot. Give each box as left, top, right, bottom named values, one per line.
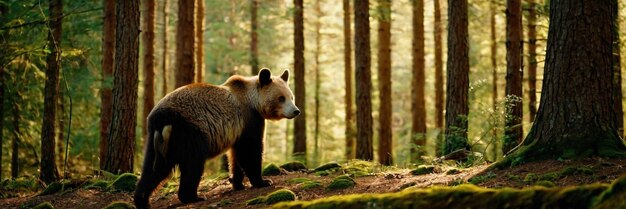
left=256, top=68, right=300, bottom=120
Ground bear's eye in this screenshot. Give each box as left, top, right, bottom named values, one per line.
left=278, top=96, right=286, bottom=103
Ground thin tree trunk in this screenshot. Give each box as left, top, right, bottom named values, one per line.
left=161, top=0, right=169, bottom=96
left=143, top=0, right=156, bottom=142
left=378, top=0, right=392, bottom=165
left=57, top=88, right=65, bottom=175
left=433, top=0, right=444, bottom=157
left=354, top=0, right=373, bottom=161
left=250, top=0, right=259, bottom=75
left=175, top=0, right=195, bottom=87
left=490, top=2, right=499, bottom=161
left=103, top=0, right=140, bottom=174
left=293, top=0, right=307, bottom=163
left=11, top=102, right=19, bottom=179
left=0, top=4, right=6, bottom=181
left=612, top=0, right=623, bottom=138
left=496, top=0, right=626, bottom=167
left=444, top=0, right=469, bottom=155
left=41, top=0, right=63, bottom=183
left=343, top=0, right=355, bottom=160
left=313, top=0, right=322, bottom=166
left=100, top=0, right=115, bottom=170
left=196, top=0, right=204, bottom=82
left=504, top=0, right=523, bottom=154
left=527, top=0, right=537, bottom=123
left=410, top=0, right=425, bottom=163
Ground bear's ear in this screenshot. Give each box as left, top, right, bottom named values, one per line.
left=259, top=68, right=272, bottom=86
left=280, top=70, right=290, bottom=82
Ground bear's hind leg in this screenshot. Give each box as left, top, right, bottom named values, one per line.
left=177, top=154, right=205, bottom=204
left=135, top=149, right=174, bottom=209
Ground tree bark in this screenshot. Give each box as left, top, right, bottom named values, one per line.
left=293, top=0, right=307, bottom=163
left=612, top=0, right=623, bottom=138
left=433, top=0, right=444, bottom=157
left=250, top=0, right=259, bottom=75
left=41, top=0, right=62, bottom=183
left=143, top=0, right=156, bottom=142
left=490, top=2, right=499, bottom=161
left=196, top=0, right=204, bottom=82
left=100, top=0, right=115, bottom=170
left=354, top=0, right=373, bottom=161
left=377, top=0, right=392, bottom=165
left=161, top=0, right=169, bottom=96
left=444, top=0, right=469, bottom=155
left=175, top=0, right=195, bottom=88
left=504, top=0, right=524, bottom=154
left=0, top=5, right=5, bottom=180
left=103, top=0, right=140, bottom=174
left=496, top=0, right=626, bottom=168
left=11, top=102, right=19, bottom=179
left=313, top=0, right=322, bottom=165
left=410, top=0, right=425, bottom=163
left=343, top=0, right=355, bottom=160
left=527, top=0, right=537, bottom=123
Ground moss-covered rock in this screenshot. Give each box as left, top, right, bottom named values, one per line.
left=38, top=182, right=64, bottom=196
left=593, top=174, right=626, bottom=209
left=32, top=202, right=54, bottom=209
left=85, top=180, right=110, bottom=190
left=410, top=165, right=435, bottom=176
left=313, top=162, right=341, bottom=172
left=534, top=180, right=556, bottom=188
left=326, top=175, right=356, bottom=191
left=469, top=172, right=496, bottom=185
left=299, top=181, right=322, bottom=190
left=265, top=189, right=297, bottom=204
left=262, top=163, right=284, bottom=176
left=287, top=177, right=312, bottom=184
left=109, top=173, right=138, bottom=192
left=280, top=161, right=308, bottom=172
left=102, top=201, right=135, bottom=209
left=246, top=196, right=266, bottom=205
left=343, top=160, right=377, bottom=177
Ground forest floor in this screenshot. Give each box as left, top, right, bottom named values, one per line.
left=0, top=158, right=625, bottom=209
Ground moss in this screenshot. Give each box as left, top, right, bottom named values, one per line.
left=524, top=173, right=538, bottom=183
left=102, top=201, right=135, bottom=209
left=534, top=180, right=556, bottom=188
left=299, top=181, right=322, bottom=190
left=468, top=172, right=496, bottom=185
left=315, top=170, right=330, bottom=176
left=560, top=166, right=594, bottom=176
left=32, top=202, right=54, bottom=209
left=38, top=182, right=64, bottom=196
left=343, top=160, right=377, bottom=177
left=85, top=180, right=110, bottom=190
left=109, top=173, right=138, bottom=192
left=246, top=196, right=266, bottom=205
left=538, top=172, right=560, bottom=181
left=313, top=162, right=341, bottom=172
left=410, top=165, right=435, bottom=176
left=262, top=163, right=284, bottom=176
left=287, top=177, right=312, bottom=184
left=593, top=174, right=626, bottom=209
left=326, top=175, right=356, bottom=191
left=280, top=161, right=308, bottom=172
left=217, top=199, right=232, bottom=207
left=265, top=189, right=297, bottom=205
left=446, top=168, right=461, bottom=175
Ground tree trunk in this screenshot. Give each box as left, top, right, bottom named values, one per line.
left=313, top=0, right=322, bottom=166
left=354, top=0, right=373, bottom=161
left=161, top=0, right=169, bottom=96
left=504, top=0, right=523, bottom=154
left=103, top=0, right=140, bottom=174
left=433, top=0, right=444, bottom=157
left=196, top=0, right=204, bottom=82
left=377, top=0, right=392, bottom=165
left=410, top=0, right=425, bottom=163
left=490, top=2, right=499, bottom=161
left=250, top=0, right=259, bottom=75
left=11, top=102, right=19, bottom=179
left=343, top=0, right=355, bottom=160
left=41, top=0, right=63, bottom=183
left=100, top=0, right=115, bottom=170
left=0, top=4, right=6, bottom=181
left=175, top=0, right=195, bottom=88
left=444, top=0, right=469, bottom=155
left=56, top=88, right=65, bottom=176
left=496, top=0, right=626, bottom=168
left=293, top=0, right=307, bottom=163
left=527, top=0, right=537, bottom=123
left=143, top=0, right=156, bottom=142
left=612, top=0, right=623, bottom=138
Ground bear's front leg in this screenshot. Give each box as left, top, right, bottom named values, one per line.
left=233, top=137, right=272, bottom=188
left=227, top=151, right=245, bottom=190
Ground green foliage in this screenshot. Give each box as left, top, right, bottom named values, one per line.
left=217, top=199, right=232, bottom=207
left=38, top=182, right=64, bottom=196
left=280, top=161, right=308, bottom=172
left=85, top=180, right=110, bottom=190
left=314, top=162, right=341, bottom=172
left=0, top=177, right=39, bottom=198
left=102, top=201, right=135, bottom=209
left=287, top=177, right=312, bottom=184
left=262, top=163, right=284, bottom=176
left=265, top=189, right=296, bottom=205
left=246, top=196, right=266, bottom=205
left=593, top=175, right=626, bottom=209
left=534, top=180, right=556, bottom=188
left=446, top=168, right=461, bottom=175
left=299, top=181, right=322, bottom=190
left=468, top=172, right=497, bottom=185
left=108, top=173, right=138, bottom=192
left=343, top=160, right=377, bottom=177
left=326, top=175, right=356, bottom=191
left=410, top=165, right=435, bottom=176
left=32, top=202, right=54, bottom=209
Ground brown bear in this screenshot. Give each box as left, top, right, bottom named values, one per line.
left=134, top=68, right=300, bottom=209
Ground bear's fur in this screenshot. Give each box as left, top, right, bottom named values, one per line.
left=134, top=69, right=299, bottom=209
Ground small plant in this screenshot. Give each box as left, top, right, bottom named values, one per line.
left=410, top=165, right=435, bottom=175
left=524, top=173, right=538, bottom=183
left=446, top=168, right=461, bottom=175
left=468, top=172, right=496, bottom=185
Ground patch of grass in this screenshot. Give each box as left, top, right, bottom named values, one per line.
left=538, top=172, right=560, bottom=181
left=560, top=166, right=594, bottom=176
left=265, top=189, right=297, bottom=204
left=32, top=202, right=54, bottom=209
left=280, top=161, right=308, bottom=172
left=468, top=172, right=496, bottom=185
left=313, top=162, right=341, bottom=172
left=505, top=173, right=521, bottom=182
left=299, top=181, right=322, bottom=190
left=0, top=177, right=39, bottom=198
left=326, top=175, right=356, bottom=191
left=109, top=173, right=138, bottom=192
left=102, top=201, right=135, bottom=209
left=343, top=160, right=378, bottom=177
left=410, top=165, right=435, bottom=176
left=534, top=180, right=556, bottom=188
left=262, top=163, right=284, bottom=176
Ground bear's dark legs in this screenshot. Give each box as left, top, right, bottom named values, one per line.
left=228, top=150, right=245, bottom=190
left=134, top=148, right=173, bottom=209
left=233, top=138, right=271, bottom=188
left=177, top=154, right=205, bottom=203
